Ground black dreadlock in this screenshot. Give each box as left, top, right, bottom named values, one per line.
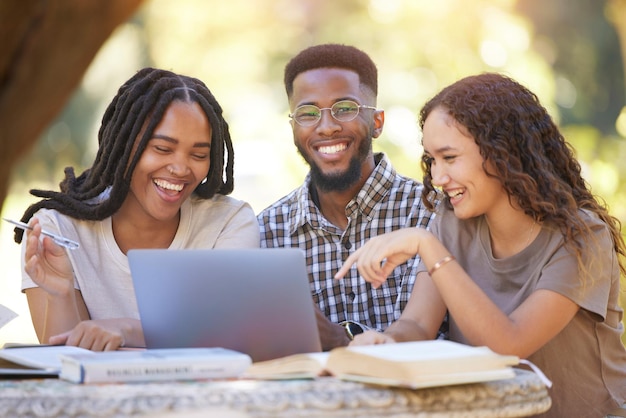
left=14, top=67, right=235, bottom=244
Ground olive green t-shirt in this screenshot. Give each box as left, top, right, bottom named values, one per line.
left=423, top=207, right=626, bottom=418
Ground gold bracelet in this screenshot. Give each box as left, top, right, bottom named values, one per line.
left=428, top=255, right=455, bottom=276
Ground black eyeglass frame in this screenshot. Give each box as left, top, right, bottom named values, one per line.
left=289, top=100, right=378, bottom=127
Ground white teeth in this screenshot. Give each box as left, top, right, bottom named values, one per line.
left=447, top=190, right=463, bottom=198
left=318, top=144, right=346, bottom=154
left=154, top=179, right=183, bottom=192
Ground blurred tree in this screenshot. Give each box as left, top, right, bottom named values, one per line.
left=12, top=0, right=626, bottom=212
left=516, top=0, right=625, bottom=134
left=607, top=0, right=626, bottom=104
left=0, top=0, right=143, bottom=214
left=1, top=0, right=625, bottom=345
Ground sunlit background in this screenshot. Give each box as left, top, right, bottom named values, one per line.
left=2, top=0, right=625, bottom=345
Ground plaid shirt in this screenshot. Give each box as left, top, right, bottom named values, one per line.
left=258, top=153, right=436, bottom=331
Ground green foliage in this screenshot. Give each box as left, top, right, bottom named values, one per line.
left=8, top=0, right=626, bottom=344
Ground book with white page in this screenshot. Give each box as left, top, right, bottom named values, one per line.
left=245, top=351, right=331, bottom=379
left=0, top=345, right=91, bottom=377
left=0, top=304, right=18, bottom=330
left=59, top=347, right=252, bottom=384
left=246, top=340, right=520, bottom=389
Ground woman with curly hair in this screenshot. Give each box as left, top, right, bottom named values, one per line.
left=336, top=73, right=626, bottom=417
left=14, top=67, right=260, bottom=351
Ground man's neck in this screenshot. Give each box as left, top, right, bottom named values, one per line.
left=311, top=170, right=373, bottom=230
left=313, top=183, right=360, bottom=229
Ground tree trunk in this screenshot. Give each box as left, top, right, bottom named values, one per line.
left=607, top=0, right=626, bottom=98
left=0, top=0, right=144, bottom=215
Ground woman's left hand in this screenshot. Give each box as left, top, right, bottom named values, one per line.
left=49, top=318, right=144, bottom=351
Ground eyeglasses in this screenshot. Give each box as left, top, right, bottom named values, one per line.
left=289, top=100, right=377, bottom=127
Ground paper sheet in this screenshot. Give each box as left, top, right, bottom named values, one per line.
left=0, top=304, right=18, bottom=329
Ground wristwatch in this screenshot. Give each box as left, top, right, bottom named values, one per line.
left=339, top=320, right=369, bottom=341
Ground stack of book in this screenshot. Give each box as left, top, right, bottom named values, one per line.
left=0, top=340, right=522, bottom=388
left=0, top=345, right=252, bottom=383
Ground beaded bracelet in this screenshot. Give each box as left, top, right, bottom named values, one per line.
left=428, top=255, right=456, bottom=276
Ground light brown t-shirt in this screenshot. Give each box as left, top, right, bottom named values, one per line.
left=423, top=207, right=626, bottom=418
left=21, top=194, right=261, bottom=320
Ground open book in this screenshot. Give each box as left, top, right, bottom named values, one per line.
left=0, top=345, right=90, bottom=377
left=0, top=304, right=18, bottom=330
left=245, top=340, right=519, bottom=389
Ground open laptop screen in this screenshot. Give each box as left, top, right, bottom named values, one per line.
left=128, top=248, right=322, bottom=362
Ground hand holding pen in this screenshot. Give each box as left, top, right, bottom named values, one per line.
left=3, top=218, right=79, bottom=250
left=8, top=217, right=78, bottom=298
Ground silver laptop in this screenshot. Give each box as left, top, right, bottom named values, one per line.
left=128, top=248, right=322, bottom=362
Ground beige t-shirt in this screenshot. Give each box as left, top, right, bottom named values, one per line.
left=21, top=194, right=260, bottom=321
left=422, top=207, right=626, bottom=418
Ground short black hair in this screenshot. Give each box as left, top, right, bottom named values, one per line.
left=15, top=67, right=235, bottom=243
left=284, top=43, right=377, bottom=97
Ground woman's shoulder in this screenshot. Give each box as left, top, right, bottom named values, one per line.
left=579, top=208, right=607, bottom=228
left=32, top=208, right=105, bottom=246
left=577, top=209, right=616, bottom=253
left=187, top=195, right=257, bottom=225
left=183, top=195, right=259, bottom=247
left=33, top=208, right=83, bottom=229
left=189, top=194, right=253, bottom=211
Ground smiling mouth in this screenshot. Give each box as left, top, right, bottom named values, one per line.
left=154, top=179, right=184, bottom=192
left=317, top=143, right=347, bottom=154
left=446, top=189, right=464, bottom=200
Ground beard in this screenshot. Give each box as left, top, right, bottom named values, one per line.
left=296, top=135, right=373, bottom=192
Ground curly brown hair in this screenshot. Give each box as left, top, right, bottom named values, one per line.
left=419, top=72, right=626, bottom=279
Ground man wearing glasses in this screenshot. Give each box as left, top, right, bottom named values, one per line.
left=258, top=44, right=437, bottom=350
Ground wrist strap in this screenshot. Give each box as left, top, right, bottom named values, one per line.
left=339, top=320, right=369, bottom=340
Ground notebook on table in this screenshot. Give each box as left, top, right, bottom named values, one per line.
left=128, top=248, right=322, bottom=362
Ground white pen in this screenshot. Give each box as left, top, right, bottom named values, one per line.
left=3, top=218, right=80, bottom=250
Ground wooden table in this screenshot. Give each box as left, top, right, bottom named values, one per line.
left=0, top=369, right=550, bottom=417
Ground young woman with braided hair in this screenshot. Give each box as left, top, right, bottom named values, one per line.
left=336, top=73, right=626, bottom=417
left=14, top=67, right=260, bottom=351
